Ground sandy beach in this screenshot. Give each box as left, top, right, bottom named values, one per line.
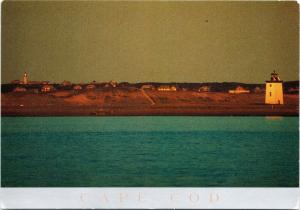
left=1, top=89, right=298, bottom=116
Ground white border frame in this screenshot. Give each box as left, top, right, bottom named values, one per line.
left=0, top=0, right=299, bottom=209
left=0, top=188, right=299, bottom=209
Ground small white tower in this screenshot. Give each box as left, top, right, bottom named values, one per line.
left=23, top=72, right=28, bottom=84
left=265, top=70, right=284, bottom=105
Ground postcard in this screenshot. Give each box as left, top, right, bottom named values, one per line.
left=0, top=0, right=299, bottom=209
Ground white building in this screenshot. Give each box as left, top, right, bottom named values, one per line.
left=265, top=71, right=284, bottom=104
left=41, top=85, right=54, bottom=93
left=228, top=86, right=250, bottom=94
left=157, top=85, right=177, bottom=91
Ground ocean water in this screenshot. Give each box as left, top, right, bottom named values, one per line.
left=1, top=116, right=299, bottom=187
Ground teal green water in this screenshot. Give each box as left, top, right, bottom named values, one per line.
left=1, top=116, right=299, bottom=187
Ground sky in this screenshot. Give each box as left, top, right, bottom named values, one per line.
left=1, top=1, right=299, bottom=84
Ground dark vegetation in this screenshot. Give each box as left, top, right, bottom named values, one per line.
left=1, top=81, right=299, bottom=93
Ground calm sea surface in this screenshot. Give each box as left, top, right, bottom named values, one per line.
left=1, top=116, right=299, bottom=187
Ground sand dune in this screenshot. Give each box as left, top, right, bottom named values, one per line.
left=64, top=94, right=93, bottom=105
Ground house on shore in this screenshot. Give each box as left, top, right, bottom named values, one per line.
left=229, top=86, right=250, bottom=94
left=157, top=85, right=177, bottom=91
left=103, top=80, right=118, bottom=88
left=198, top=86, right=210, bottom=92
left=41, top=85, right=55, bottom=93
left=109, top=80, right=117, bottom=88
left=86, top=84, right=96, bottom=90
left=141, top=84, right=155, bottom=90
left=73, top=85, right=82, bottom=91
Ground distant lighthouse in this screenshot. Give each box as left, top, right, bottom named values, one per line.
left=23, top=72, right=28, bottom=85
left=265, top=70, right=284, bottom=105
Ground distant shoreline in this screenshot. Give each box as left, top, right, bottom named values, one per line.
left=1, top=90, right=298, bottom=117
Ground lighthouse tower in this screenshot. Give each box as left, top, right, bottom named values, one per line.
left=23, top=72, right=28, bottom=85
left=265, top=70, right=284, bottom=105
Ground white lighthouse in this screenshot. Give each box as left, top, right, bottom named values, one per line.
left=265, top=70, right=284, bottom=105
left=23, top=72, right=28, bottom=85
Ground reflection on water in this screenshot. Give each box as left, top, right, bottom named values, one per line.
left=265, top=116, right=283, bottom=120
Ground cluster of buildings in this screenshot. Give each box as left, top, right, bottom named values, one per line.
left=11, top=73, right=119, bottom=93
left=9, top=71, right=289, bottom=105
left=141, top=84, right=177, bottom=92
left=228, top=71, right=285, bottom=105
left=227, top=71, right=285, bottom=104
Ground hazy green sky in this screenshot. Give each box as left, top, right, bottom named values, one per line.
left=2, top=1, right=299, bottom=83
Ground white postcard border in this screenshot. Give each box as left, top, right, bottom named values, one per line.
left=0, top=1, right=299, bottom=210
left=0, top=187, right=299, bottom=209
